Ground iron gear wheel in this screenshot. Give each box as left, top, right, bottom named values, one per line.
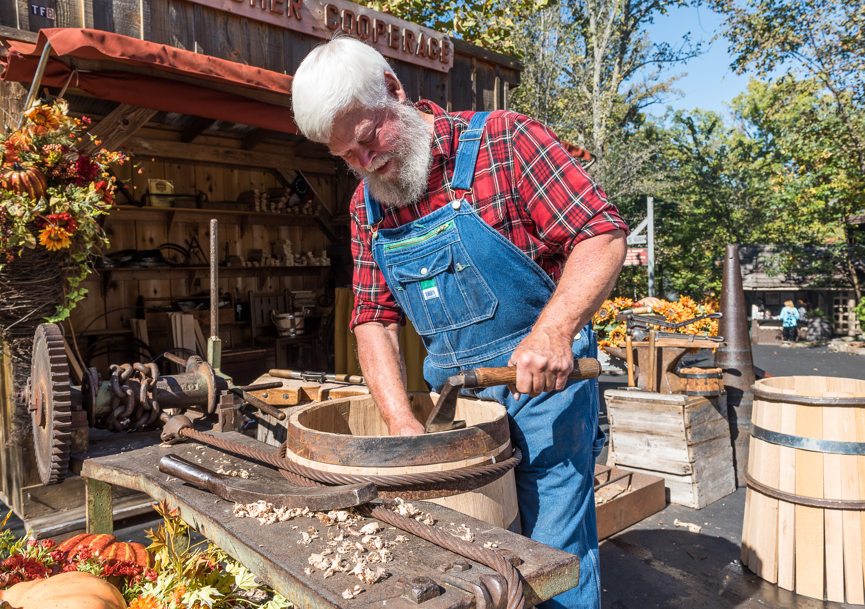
left=29, top=323, right=73, bottom=485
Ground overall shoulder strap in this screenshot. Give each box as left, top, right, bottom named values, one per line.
left=451, top=111, right=491, bottom=191
left=362, top=179, right=383, bottom=227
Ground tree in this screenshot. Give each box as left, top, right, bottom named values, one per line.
left=357, top=0, right=551, bottom=54
left=507, top=0, right=703, bottom=202
left=731, top=77, right=865, bottom=302
left=709, top=0, right=865, bottom=189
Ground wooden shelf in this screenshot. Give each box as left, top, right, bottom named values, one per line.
left=106, top=205, right=319, bottom=236
left=86, top=265, right=329, bottom=290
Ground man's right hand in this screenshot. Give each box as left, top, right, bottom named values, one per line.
left=355, top=321, right=425, bottom=437
left=389, top=415, right=425, bottom=436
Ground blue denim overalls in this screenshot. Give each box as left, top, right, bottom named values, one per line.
left=363, top=112, right=604, bottom=609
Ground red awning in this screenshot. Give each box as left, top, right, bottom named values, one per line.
left=1, top=29, right=298, bottom=134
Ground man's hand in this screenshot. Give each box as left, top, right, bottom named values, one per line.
left=507, top=230, right=627, bottom=400
left=508, top=324, right=576, bottom=399
left=355, top=321, right=425, bottom=436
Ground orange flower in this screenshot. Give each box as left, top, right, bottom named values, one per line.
left=6, top=129, right=34, bottom=152
left=170, top=584, right=187, bottom=607
left=38, top=225, right=72, bottom=251
left=129, top=596, right=165, bottom=609
left=24, top=105, right=61, bottom=134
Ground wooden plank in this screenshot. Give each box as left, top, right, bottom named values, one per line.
left=130, top=319, right=150, bottom=349
left=839, top=401, right=865, bottom=603
left=125, top=137, right=336, bottom=176
left=195, top=163, right=225, bottom=203
left=61, top=335, right=84, bottom=385
left=795, top=403, right=825, bottom=600
left=776, top=391, right=797, bottom=591
left=27, top=0, right=55, bottom=31
left=181, top=117, right=218, bottom=143
left=0, top=0, right=20, bottom=28
left=112, top=0, right=143, bottom=38
left=85, top=477, right=113, bottom=535
left=55, top=0, right=83, bottom=27
left=822, top=401, right=845, bottom=601
left=84, top=105, right=158, bottom=154
left=193, top=319, right=207, bottom=358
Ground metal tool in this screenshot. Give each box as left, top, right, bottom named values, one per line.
left=424, top=358, right=601, bottom=433
left=157, top=454, right=378, bottom=510
left=268, top=369, right=366, bottom=385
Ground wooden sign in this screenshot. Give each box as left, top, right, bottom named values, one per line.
left=188, top=0, right=454, bottom=72
left=624, top=248, right=648, bottom=267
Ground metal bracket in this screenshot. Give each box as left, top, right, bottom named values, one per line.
left=438, top=562, right=507, bottom=609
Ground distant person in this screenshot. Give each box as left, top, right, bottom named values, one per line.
left=797, top=300, right=808, bottom=318
left=780, top=300, right=800, bottom=342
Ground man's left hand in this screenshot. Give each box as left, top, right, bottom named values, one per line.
left=507, top=324, right=575, bottom=399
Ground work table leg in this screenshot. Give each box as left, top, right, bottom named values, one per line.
left=85, top=477, right=114, bottom=535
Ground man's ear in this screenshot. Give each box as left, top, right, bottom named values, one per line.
left=384, top=72, right=407, bottom=104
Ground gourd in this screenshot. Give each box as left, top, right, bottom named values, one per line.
left=0, top=163, right=47, bottom=202
left=0, top=571, right=126, bottom=609
left=54, top=534, right=152, bottom=568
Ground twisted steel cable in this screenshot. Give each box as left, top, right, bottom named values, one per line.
left=179, top=428, right=522, bottom=489
left=178, top=428, right=527, bottom=609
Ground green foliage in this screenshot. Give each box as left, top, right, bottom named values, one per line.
left=854, top=298, right=865, bottom=327
left=350, top=0, right=552, bottom=54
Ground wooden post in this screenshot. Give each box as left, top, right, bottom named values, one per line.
left=85, top=478, right=114, bottom=535
left=625, top=335, right=634, bottom=388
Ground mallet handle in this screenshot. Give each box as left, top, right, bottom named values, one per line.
left=464, top=357, right=601, bottom=389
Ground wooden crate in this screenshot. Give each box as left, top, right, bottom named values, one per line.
left=594, top=465, right=666, bottom=540
left=605, top=390, right=736, bottom=509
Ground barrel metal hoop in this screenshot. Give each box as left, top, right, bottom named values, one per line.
left=750, top=384, right=865, bottom=407
left=682, top=390, right=726, bottom=397
left=680, top=372, right=723, bottom=379
left=751, top=423, right=865, bottom=455
left=744, top=471, right=865, bottom=510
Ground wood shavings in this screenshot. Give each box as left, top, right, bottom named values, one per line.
left=304, top=567, right=313, bottom=576
left=216, top=466, right=250, bottom=478
left=594, top=483, right=632, bottom=506
left=309, top=554, right=330, bottom=570
left=450, top=524, right=474, bottom=543
left=297, top=527, right=320, bottom=545
left=316, top=509, right=361, bottom=526
left=394, top=535, right=409, bottom=543
left=359, top=522, right=382, bottom=535
left=342, top=585, right=364, bottom=599
left=328, top=530, right=345, bottom=542
left=390, top=498, right=436, bottom=524
left=674, top=519, right=702, bottom=533
left=233, top=501, right=303, bottom=525
left=349, top=563, right=387, bottom=584
left=362, top=535, right=384, bottom=550
left=484, top=542, right=498, bottom=549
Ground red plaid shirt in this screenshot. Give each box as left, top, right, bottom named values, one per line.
left=350, top=100, right=628, bottom=329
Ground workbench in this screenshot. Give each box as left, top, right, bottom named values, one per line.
left=70, top=429, right=578, bottom=609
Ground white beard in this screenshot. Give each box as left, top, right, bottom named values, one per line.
left=349, top=102, right=433, bottom=208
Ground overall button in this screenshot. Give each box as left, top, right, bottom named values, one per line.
left=452, top=201, right=461, bottom=210
left=421, top=268, right=428, bottom=275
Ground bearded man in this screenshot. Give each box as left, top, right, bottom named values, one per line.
left=292, top=37, right=627, bottom=609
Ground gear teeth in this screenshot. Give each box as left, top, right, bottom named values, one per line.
left=31, top=324, right=74, bottom=485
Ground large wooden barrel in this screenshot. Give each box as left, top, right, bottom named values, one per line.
left=741, top=376, right=865, bottom=603
left=283, top=393, right=520, bottom=532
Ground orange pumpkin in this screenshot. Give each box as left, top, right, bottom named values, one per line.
left=0, top=162, right=47, bottom=202
left=54, top=534, right=152, bottom=569
left=0, top=571, right=126, bottom=609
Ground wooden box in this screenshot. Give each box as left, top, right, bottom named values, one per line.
left=594, top=465, right=666, bottom=540
left=605, top=390, right=736, bottom=509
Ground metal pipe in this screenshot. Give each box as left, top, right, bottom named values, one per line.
left=163, top=352, right=188, bottom=367
left=210, top=218, right=218, bottom=339
left=18, top=41, right=53, bottom=130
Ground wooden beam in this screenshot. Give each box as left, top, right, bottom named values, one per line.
left=241, top=128, right=271, bottom=150
left=83, top=104, right=158, bottom=154
left=292, top=138, right=329, bottom=158
left=124, top=137, right=337, bottom=175
left=180, top=116, right=218, bottom=143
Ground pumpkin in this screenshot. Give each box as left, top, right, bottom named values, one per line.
left=0, top=162, right=47, bottom=202
left=54, top=534, right=152, bottom=569
left=0, top=571, right=126, bottom=609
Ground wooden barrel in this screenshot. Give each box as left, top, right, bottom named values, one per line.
left=679, top=367, right=724, bottom=397
left=741, top=376, right=865, bottom=603
left=283, top=393, right=520, bottom=532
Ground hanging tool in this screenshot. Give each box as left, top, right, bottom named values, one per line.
left=158, top=455, right=377, bottom=510
left=424, top=358, right=601, bottom=433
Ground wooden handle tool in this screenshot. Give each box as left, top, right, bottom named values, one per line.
left=424, top=357, right=601, bottom=433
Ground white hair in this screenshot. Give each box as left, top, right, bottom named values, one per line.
left=292, top=37, right=399, bottom=143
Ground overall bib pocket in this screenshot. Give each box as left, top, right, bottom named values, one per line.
left=388, top=242, right=497, bottom=335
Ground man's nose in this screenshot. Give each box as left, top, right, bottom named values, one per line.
left=355, top=146, right=376, bottom=170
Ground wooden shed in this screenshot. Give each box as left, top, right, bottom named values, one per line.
left=0, top=0, right=522, bottom=534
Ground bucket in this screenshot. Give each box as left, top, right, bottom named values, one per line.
left=283, top=393, right=520, bottom=532
left=679, top=367, right=724, bottom=397
left=741, top=376, right=865, bottom=603
left=272, top=311, right=304, bottom=336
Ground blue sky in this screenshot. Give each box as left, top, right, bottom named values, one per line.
left=645, top=4, right=752, bottom=119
